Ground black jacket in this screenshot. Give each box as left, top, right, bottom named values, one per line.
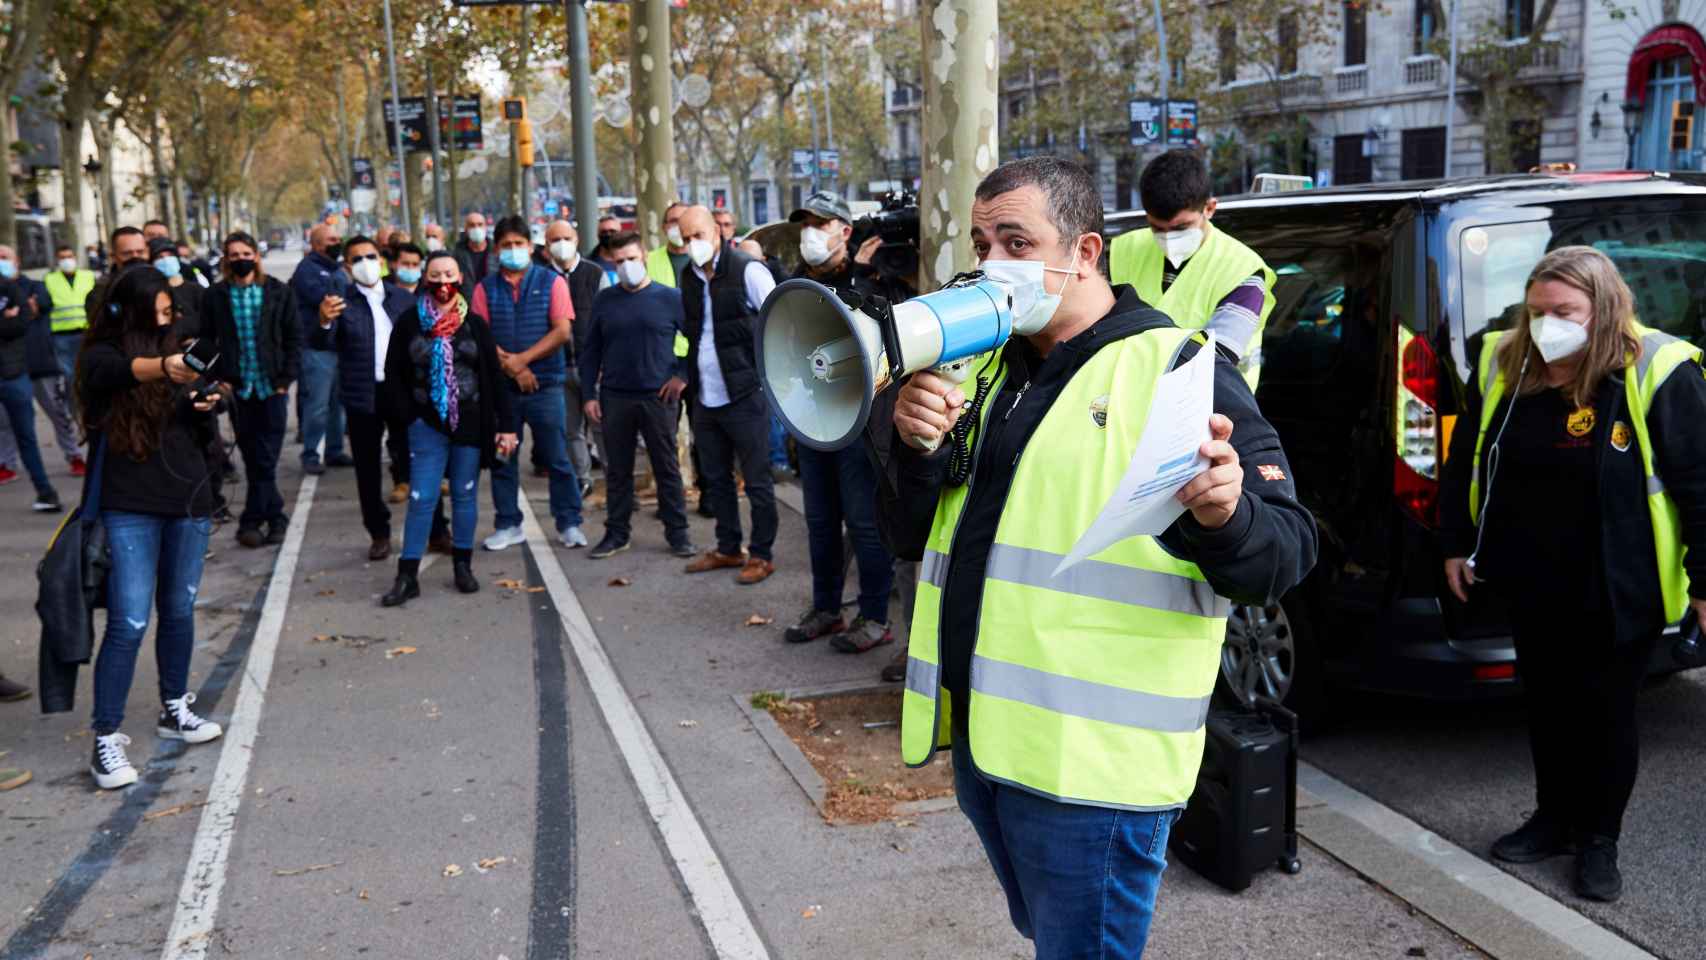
left=0, top=278, right=27, bottom=379
left=20, top=277, right=59, bottom=379
left=310, top=281, right=415, bottom=416
left=1441, top=335, right=1706, bottom=646
left=680, top=247, right=763, bottom=405
left=454, top=241, right=497, bottom=299
left=878, top=286, right=1319, bottom=702
left=383, top=309, right=515, bottom=470
left=36, top=435, right=110, bottom=714
left=200, top=276, right=302, bottom=392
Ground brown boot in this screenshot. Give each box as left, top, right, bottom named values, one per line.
left=685, top=550, right=746, bottom=574
left=387, top=483, right=410, bottom=504
left=428, top=531, right=454, bottom=555
left=368, top=537, right=392, bottom=561
left=881, top=649, right=908, bottom=683
left=735, top=557, right=775, bottom=585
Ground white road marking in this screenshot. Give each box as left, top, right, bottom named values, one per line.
left=160, top=473, right=318, bottom=960
left=517, top=496, right=772, bottom=960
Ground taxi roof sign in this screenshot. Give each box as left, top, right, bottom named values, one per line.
left=1251, top=174, right=1313, bottom=194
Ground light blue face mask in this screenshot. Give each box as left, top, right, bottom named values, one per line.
left=397, top=266, right=422, bottom=285
left=154, top=255, right=182, bottom=279
left=0, top=259, right=15, bottom=279
left=498, top=247, right=531, bottom=271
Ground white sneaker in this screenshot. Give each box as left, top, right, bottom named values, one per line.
left=157, top=692, right=223, bottom=744
left=91, top=732, right=138, bottom=789
left=483, top=526, right=527, bottom=551
left=558, top=525, right=588, bottom=549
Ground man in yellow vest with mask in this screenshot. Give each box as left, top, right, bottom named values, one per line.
left=882, top=156, right=1316, bottom=958
left=1109, top=150, right=1275, bottom=388
left=43, top=243, right=97, bottom=385
left=644, top=201, right=689, bottom=288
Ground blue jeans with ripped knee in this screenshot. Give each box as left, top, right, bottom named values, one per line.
left=92, top=511, right=213, bottom=734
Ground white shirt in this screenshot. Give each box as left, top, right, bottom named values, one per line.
left=356, top=280, right=392, bottom=383
left=692, top=253, right=776, bottom=408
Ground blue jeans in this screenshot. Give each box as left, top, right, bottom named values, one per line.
left=298, top=348, right=345, bottom=464
left=92, top=512, right=212, bottom=733
left=53, top=333, right=81, bottom=387
left=0, top=374, right=52, bottom=493
left=401, top=420, right=481, bottom=559
left=767, top=415, right=790, bottom=468
left=798, top=445, right=893, bottom=622
left=952, top=740, right=1176, bottom=958
left=490, top=385, right=582, bottom=533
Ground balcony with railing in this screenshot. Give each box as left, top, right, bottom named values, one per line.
left=1404, top=55, right=1442, bottom=87
left=1334, top=65, right=1368, bottom=96
left=1459, top=34, right=1580, bottom=83
left=1218, top=73, right=1325, bottom=114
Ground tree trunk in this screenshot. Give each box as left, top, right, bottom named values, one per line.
left=631, top=0, right=678, bottom=249
left=919, top=0, right=1000, bottom=288
left=58, top=102, right=90, bottom=253
left=91, top=117, right=119, bottom=240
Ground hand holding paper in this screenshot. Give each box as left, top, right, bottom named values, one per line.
left=1176, top=413, right=1242, bottom=530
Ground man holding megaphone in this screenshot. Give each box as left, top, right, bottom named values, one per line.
left=877, top=157, right=1317, bottom=957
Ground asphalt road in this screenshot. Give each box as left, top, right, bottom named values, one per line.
left=0, top=247, right=1507, bottom=957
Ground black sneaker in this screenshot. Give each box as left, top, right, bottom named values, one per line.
left=1491, top=811, right=1576, bottom=863
left=236, top=526, right=265, bottom=549
left=0, top=673, right=32, bottom=701
left=1574, top=836, right=1622, bottom=902
left=264, top=519, right=288, bottom=545
left=784, top=609, right=845, bottom=645
left=32, top=488, right=62, bottom=513
left=157, top=693, right=223, bottom=744
left=588, top=536, right=630, bottom=560
left=302, top=459, right=326, bottom=476
left=326, top=453, right=354, bottom=468
left=668, top=540, right=697, bottom=559
left=90, top=733, right=138, bottom=790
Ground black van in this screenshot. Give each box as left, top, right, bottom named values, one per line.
left=1106, top=171, right=1706, bottom=716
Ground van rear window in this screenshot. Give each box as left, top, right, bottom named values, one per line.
left=1460, top=213, right=1706, bottom=346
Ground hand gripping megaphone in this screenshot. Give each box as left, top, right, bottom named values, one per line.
left=755, top=272, right=1044, bottom=452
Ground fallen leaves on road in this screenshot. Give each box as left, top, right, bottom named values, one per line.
left=358, top=889, right=369, bottom=900
left=384, top=646, right=418, bottom=659
left=607, top=576, right=632, bottom=587
left=495, top=578, right=526, bottom=590
left=274, top=862, right=342, bottom=877
left=316, top=589, right=335, bottom=597
left=744, top=614, right=774, bottom=627
left=476, top=856, right=508, bottom=872
left=677, top=720, right=699, bottom=728
left=311, top=634, right=385, bottom=650
left=143, top=800, right=208, bottom=822
left=421, top=699, right=442, bottom=721
left=442, top=864, right=463, bottom=878
left=526, top=586, right=546, bottom=593
left=801, top=905, right=822, bottom=919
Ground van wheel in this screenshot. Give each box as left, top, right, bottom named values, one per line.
left=1218, top=597, right=1323, bottom=724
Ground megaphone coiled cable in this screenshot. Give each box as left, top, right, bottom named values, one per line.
left=946, top=355, right=999, bottom=487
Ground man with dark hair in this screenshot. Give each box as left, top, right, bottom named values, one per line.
left=470, top=214, right=586, bottom=550
left=288, top=221, right=351, bottom=474
left=455, top=211, right=496, bottom=291
left=0, top=243, right=82, bottom=480
left=142, top=219, right=170, bottom=243
left=1109, top=148, right=1275, bottom=387
left=677, top=204, right=778, bottom=584
left=43, top=243, right=96, bottom=389
left=712, top=208, right=736, bottom=247
left=578, top=231, right=693, bottom=559
left=390, top=242, right=425, bottom=295
left=881, top=155, right=1314, bottom=956
left=109, top=226, right=148, bottom=271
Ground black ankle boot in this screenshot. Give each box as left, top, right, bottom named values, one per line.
left=452, top=548, right=478, bottom=594
left=382, top=559, right=421, bottom=607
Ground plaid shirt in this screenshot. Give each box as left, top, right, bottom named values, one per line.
left=230, top=283, right=272, bottom=400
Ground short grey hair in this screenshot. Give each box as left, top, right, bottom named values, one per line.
left=974, top=155, right=1103, bottom=246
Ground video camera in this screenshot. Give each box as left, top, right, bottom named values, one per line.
left=849, top=190, right=920, bottom=292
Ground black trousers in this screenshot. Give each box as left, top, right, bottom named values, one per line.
left=601, top=392, right=688, bottom=544
left=387, top=414, right=408, bottom=486
left=232, top=393, right=287, bottom=529
left=691, top=391, right=776, bottom=561
left=346, top=409, right=394, bottom=540
left=1510, top=604, right=1657, bottom=841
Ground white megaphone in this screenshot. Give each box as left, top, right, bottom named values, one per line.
left=756, top=272, right=1047, bottom=452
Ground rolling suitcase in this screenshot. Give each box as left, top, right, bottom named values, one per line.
left=1168, top=697, right=1302, bottom=892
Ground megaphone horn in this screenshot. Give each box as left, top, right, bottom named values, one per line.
left=756, top=274, right=1018, bottom=452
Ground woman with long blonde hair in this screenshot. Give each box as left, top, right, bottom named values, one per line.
left=1442, top=245, right=1706, bottom=902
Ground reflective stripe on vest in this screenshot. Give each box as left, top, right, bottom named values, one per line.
left=44, top=269, right=96, bottom=333
left=900, top=327, right=1230, bottom=811
left=1108, top=226, right=1276, bottom=389
left=1468, top=325, right=1701, bottom=620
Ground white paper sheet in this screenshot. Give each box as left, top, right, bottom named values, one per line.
left=1053, top=333, right=1216, bottom=576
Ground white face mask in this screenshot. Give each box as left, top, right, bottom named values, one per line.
left=549, top=240, right=577, bottom=266
left=979, top=255, right=1076, bottom=336
left=688, top=238, right=716, bottom=267
left=666, top=224, right=685, bottom=248
left=58, top=257, right=78, bottom=273
left=798, top=226, right=838, bottom=267
left=1530, top=313, right=1590, bottom=364
left=351, top=258, right=382, bottom=287
left=425, top=236, right=444, bottom=252
left=1153, top=225, right=1205, bottom=269
left=466, top=226, right=487, bottom=245
left=617, top=258, right=649, bottom=288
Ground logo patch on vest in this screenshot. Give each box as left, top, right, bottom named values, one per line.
left=1565, top=406, right=1596, bottom=438
left=1088, top=395, right=1109, bottom=429
left=1611, top=421, right=1632, bottom=452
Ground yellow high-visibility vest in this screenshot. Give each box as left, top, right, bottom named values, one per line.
left=43, top=269, right=97, bottom=334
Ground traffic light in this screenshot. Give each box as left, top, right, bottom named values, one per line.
left=516, top=118, right=535, bottom=167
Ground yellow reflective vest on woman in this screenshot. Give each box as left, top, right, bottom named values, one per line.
left=900, top=326, right=1230, bottom=811
left=1468, top=325, right=1703, bottom=621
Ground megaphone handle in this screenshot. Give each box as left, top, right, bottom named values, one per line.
left=902, top=360, right=976, bottom=453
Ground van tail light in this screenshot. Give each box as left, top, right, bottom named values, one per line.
left=1394, top=327, right=1440, bottom=527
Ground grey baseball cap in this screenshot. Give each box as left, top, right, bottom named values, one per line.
left=789, top=190, right=851, bottom=224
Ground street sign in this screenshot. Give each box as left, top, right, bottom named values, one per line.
left=1166, top=99, right=1198, bottom=146
left=1128, top=98, right=1164, bottom=146
left=440, top=96, right=483, bottom=152
left=790, top=148, right=815, bottom=179
left=351, top=157, right=376, bottom=190
left=817, top=149, right=840, bottom=178
left=383, top=97, right=431, bottom=153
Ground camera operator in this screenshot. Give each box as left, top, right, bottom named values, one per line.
left=780, top=192, right=912, bottom=673
left=75, top=267, right=226, bottom=790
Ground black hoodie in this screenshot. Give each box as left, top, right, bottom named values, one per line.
left=878, top=285, right=1318, bottom=707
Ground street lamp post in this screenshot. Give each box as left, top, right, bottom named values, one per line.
left=82, top=155, right=104, bottom=262
left=1621, top=100, right=1643, bottom=170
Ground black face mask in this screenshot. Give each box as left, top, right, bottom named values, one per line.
left=324, top=243, right=343, bottom=261
left=228, top=259, right=257, bottom=279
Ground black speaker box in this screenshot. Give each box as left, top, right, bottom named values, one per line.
left=1169, top=699, right=1301, bottom=892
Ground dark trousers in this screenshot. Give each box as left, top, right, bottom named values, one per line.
left=601, top=392, right=688, bottom=545
left=691, top=391, right=776, bottom=561
left=1510, top=604, right=1657, bottom=841
left=387, top=415, right=409, bottom=485
left=232, top=393, right=288, bottom=529
left=346, top=409, right=394, bottom=540
left=798, top=444, right=893, bottom=622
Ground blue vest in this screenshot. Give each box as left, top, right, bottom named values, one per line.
left=481, top=265, right=564, bottom=386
